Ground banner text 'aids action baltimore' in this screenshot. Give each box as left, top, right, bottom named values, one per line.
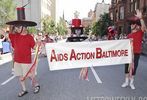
left=50, top=48, right=128, bottom=62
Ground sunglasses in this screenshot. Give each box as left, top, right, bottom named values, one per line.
left=130, top=21, right=136, bottom=25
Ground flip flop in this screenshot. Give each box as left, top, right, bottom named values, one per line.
left=18, top=90, right=28, bottom=97
left=34, top=85, right=40, bottom=94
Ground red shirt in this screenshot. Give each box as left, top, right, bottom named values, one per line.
left=9, top=33, right=35, bottom=63
left=127, top=30, right=143, bottom=53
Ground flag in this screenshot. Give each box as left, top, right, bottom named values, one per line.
left=128, top=40, right=134, bottom=78
left=21, top=43, right=40, bottom=81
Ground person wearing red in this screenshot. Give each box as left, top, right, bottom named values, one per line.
left=9, top=29, right=35, bottom=63
left=121, top=9, right=147, bottom=90
left=0, top=7, right=40, bottom=97
left=107, top=26, right=116, bottom=40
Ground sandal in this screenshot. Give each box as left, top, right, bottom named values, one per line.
left=18, top=90, right=28, bottom=97
left=34, top=85, right=40, bottom=94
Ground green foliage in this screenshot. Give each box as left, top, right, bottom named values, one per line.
left=27, top=27, right=37, bottom=34
left=84, top=26, right=91, bottom=35
left=56, top=17, right=68, bottom=35
left=0, top=0, right=16, bottom=28
left=41, top=16, right=56, bottom=35
left=92, top=13, right=113, bottom=37
left=92, top=21, right=101, bottom=36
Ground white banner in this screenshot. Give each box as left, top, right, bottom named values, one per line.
left=45, top=39, right=132, bottom=70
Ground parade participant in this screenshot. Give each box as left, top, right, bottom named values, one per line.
left=0, top=7, right=40, bottom=97
left=121, top=9, right=147, bottom=89
left=107, top=26, right=117, bottom=40
left=44, top=34, right=54, bottom=43
left=69, top=11, right=89, bottom=80
left=41, top=34, right=53, bottom=57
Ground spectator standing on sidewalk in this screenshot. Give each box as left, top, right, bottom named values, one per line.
left=121, top=9, right=147, bottom=90
left=0, top=35, right=5, bottom=60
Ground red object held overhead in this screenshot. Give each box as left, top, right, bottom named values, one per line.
left=72, top=19, right=82, bottom=27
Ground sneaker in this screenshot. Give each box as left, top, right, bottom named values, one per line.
left=11, top=68, right=14, bottom=75
left=121, top=82, right=129, bottom=88
left=11, top=71, right=14, bottom=75
left=130, top=83, right=135, bottom=90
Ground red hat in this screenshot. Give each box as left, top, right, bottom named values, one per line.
left=6, top=7, right=37, bottom=27
left=108, top=26, right=114, bottom=32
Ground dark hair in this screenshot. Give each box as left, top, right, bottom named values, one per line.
left=129, top=19, right=141, bottom=26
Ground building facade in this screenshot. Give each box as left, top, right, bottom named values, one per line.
left=81, top=9, right=94, bottom=28
left=14, top=0, right=56, bottom=30
left=94, top=1, right=110, bottom=22
left=109, top=0, right=147, bottom=34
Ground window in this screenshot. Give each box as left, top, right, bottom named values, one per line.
left=115, top=10, right=118, bottom=21
left=130, top=0, right=134, bottom=12
left=119, top=26, right=124, bottom=34
left=135, top=0, right=140, bottom=10
left=119, top=6, right=124, bottom=19
left=134, top=1, right=137, bottom=10
left=137, top=0, right=140, bottom=9
left=112, top=0, right=115, bottom=4
left=110, top=12, right=113, bottom=20
left=143, top=0, right=147, bottom=14
left=47, top=4, right=50, bottom=10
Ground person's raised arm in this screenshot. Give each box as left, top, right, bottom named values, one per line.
left=0, top=29, right=8, bottom=40
left=1, top=36, right=5, bottom=41
left=135, top=9, right=147, bottom=32
left=0, top=29, right=6, bottom=36
left=0, top=25, right=15, bottom=41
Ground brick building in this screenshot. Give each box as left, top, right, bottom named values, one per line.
left=109, top=0, right=147, bottom=34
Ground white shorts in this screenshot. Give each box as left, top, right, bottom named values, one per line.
left=14, top=62, right=31, bottom=77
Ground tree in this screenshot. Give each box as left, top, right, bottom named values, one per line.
left=27, top=27, right=37, bottom=34
left=84, top=25, right=91, bottom=35
left=92, top=13, right=113, bottom=37
left=0, top=0, right=16, bottom=28
left=41, top=16, right=56, bottom=35
left=56, top=17, right=68, bottom=36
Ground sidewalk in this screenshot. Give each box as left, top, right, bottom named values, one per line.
left=0, top=53, right=12, bottom=65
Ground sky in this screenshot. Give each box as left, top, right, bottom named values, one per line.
left=56, top=0, right=111, bottom=22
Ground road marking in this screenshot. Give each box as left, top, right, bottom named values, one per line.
left=1, top=75, right=15, bottom=86
left=90, top=67, right=102, bottom=84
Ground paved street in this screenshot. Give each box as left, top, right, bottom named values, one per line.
left=0, top=53, right=12, bottom=65
left=0, top=54, right=147, bottom=100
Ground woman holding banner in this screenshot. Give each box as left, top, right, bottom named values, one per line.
left=121, top=9, right=147, bottom=90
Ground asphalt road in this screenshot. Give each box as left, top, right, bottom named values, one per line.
left=0, top=55, right=147, bottom=100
